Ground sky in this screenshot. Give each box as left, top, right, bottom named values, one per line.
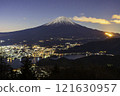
left=0, top=0, right=120, bottom=33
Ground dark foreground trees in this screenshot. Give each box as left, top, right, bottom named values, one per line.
left=38, top=55, right=120, bottom=80
left=18, top=57, right=37, bottom=80
left=0, top=56, right=11, bottom=79
left=0, top=56, right=37, bottom=80
left=1, top=55, right=120, bottom=80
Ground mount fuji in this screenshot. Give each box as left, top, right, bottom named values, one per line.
left=0, top=16, right=119, bottom=45
left=45, top=16, right=76, bottom=25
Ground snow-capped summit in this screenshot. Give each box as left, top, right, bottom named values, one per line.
left=0, top=16, right=113, bottom=46
left=45, top=16, right=76, bottom=26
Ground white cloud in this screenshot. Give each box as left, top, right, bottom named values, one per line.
left=111, top=20, right=120, bottom=24
left=73, top=16, right=111, bottom=24
left=112, top=14, right=120, bottom=19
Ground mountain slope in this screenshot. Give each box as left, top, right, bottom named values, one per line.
left=62, top=38, right=120, bottom=55
left=0, top=16, right=119, bottom=45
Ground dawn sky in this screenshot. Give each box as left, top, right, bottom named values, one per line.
left=0, top=0, right=120, bottom=33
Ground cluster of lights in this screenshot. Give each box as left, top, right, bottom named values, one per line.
left=105, top=32, right=113, bottom=37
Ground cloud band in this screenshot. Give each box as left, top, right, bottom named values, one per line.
left=73, top=16, right=111, bottom=24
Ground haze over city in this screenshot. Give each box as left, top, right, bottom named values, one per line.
left=0, top=0, right=120, bottom=33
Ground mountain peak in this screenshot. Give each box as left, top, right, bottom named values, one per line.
left=45, top=16, right=76, bottom=26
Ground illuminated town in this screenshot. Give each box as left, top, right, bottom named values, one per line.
left=0, top=37, right=114, bottom=65
left=0, top=38, right=81, bottom=63
left=0, top=0, right=120, bottom=81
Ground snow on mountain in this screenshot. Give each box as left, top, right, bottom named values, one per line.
left=45, top=16, right=76, bottom=26
left=1, top=16, right=119, bottom=45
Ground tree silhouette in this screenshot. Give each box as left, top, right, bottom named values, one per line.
left=8, top=68, right=19, bottom=80
left=19, top=57, right=37, bottom=80
left=0, top=56, right=11, bottom=79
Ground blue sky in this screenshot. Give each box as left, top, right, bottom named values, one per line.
left=0, top=0, right=120, bottom=33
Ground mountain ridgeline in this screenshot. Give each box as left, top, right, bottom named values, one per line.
left=60, top=38, right=120, bottom=55
left=0, top=16, right=119, bottom=45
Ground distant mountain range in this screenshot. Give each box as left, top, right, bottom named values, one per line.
left=0, top=16, right=120, bottom=45
left=60, top=38, right=120, bottom=55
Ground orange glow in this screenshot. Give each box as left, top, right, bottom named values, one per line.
left=105, top=32, right=113, bottom=37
